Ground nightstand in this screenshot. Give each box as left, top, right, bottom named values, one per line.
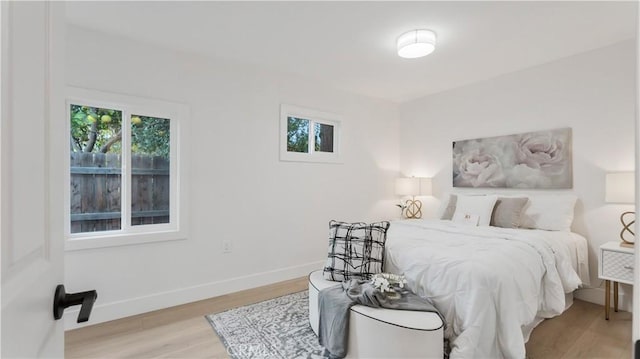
left=598, top=241, right=634, bottom=320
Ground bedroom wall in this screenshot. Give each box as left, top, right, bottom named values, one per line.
left=64, top=25, right=400, bottom=329
left=398, top=40, right=636, bottom=310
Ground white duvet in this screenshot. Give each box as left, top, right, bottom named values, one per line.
left=384, top=220, right=585, bottom=359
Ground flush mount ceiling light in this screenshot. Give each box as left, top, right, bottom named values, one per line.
left=397, top=29, right=437, bottom=59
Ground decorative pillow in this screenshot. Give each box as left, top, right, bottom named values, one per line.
left=440, top=194, right=458, bottom=220
left=452, top=195, right=498, bottom=226
left=323, top=220, right=390, bottom=282
left=491, top=197, right=529, bottom=229
left=452, top=212, right=480, bottom=226
left=519, top=194, right=577, bottom=231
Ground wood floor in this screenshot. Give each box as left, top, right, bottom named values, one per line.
left=66, top=277, right=632, bottom=359
left=526, top=299, right=632, bottom=359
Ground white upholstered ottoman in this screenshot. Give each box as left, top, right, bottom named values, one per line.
left=308, top=270, right=444, bottom=359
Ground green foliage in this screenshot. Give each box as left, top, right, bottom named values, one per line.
left=287, top=117, right=309, bottom=153
left=131, top=116, right=170, bottom=158
left=70, top=104, right=122, bottom=154
left=70, top=104, right=170, bottom=159
left=286, top=118, right=334, bottom=153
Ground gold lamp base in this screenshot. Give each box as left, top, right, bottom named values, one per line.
left=404, top=197, right=423, bottom=219
left=619, top=211, right=635, bottom=247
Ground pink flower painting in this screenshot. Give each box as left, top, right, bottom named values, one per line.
left=453, top=128, right=572, bottom=189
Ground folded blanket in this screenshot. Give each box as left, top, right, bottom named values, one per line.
left=318, top=279, right=443, bottom=359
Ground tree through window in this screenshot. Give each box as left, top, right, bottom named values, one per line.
left=69, top=104, right=172, bottom=234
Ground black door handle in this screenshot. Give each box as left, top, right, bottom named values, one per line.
left=53, top=284, right=97, bottom=323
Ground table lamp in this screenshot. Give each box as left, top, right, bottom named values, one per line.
left=395, top=177, right=432, bottom=219
left=605, top=172, right=635, bottom=246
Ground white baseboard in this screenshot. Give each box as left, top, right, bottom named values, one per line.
left=574, top=287, right=633, bottom=313
left=64, top=260, right=324, bottom=330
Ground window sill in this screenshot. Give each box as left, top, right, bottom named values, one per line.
left=65, top=229, right=187, bottom=251
left=279, top=152, right=342, bottom=164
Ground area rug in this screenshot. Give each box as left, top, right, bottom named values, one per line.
left=206, top=291, right=328, bottom=359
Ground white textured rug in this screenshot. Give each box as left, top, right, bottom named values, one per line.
left=206, top=291, right=328, bottom=359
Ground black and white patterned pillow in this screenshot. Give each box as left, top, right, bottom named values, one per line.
left=323, top=220, right=390, bottom=282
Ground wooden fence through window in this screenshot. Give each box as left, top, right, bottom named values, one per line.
left=70, top=152, right=170, bottom=233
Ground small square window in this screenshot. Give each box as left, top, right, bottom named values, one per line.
left=280, top=105, right=341, bottom=163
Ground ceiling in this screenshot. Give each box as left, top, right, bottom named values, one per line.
left=65, top=1, right=637, bottom=103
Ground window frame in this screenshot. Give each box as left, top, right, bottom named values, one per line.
left=64, top=87, right=189, bottom=251
left=280, top=104, right=342, bottom=163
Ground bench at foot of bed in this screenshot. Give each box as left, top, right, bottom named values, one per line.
left=308, top=270, right=445, bottom=359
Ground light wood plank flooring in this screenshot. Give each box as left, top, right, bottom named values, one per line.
left=67, top=278, right=632, bottom=358
left=526, top=299, right=632, bottom=359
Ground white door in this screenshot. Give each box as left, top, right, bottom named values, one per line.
left=634, top=0, right=640, bottom=350
left=1, top=2, right=66, bottom=358
left=635, top=1, right=640, bottom=348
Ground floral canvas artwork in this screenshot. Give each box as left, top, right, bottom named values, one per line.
left=453, top=128, right=572, bottom=189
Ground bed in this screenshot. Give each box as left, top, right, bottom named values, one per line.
left=384, top=218, right=589, bottom=359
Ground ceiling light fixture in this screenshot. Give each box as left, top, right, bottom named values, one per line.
left=397, top=29, right=437, bottom=59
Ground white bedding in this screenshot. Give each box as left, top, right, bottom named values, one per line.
left=384, top=220, right=587, bottom=359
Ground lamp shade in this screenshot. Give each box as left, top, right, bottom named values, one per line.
left=419, top=178, right=433, bottom=196
left=397, top=29, right=437, bottom=59
left=395, top=177, right=419, bottom=196
left=605, top=172, right=635, bottom=203
left=395, top=177, right=433, bottom=196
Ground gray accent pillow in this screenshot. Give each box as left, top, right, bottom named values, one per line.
left=440, top=194, right=458, bottom=220
left=490, top=197, right=529, bottom=228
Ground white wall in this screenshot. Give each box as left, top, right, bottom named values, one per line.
left=64, top=26, right=399, bottom=329
left=399, top=40, right=636, bottom=310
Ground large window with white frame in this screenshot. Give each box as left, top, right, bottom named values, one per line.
left=65, top=87, right=189, bottom=250
left=280, top=104, right=341, bottom=163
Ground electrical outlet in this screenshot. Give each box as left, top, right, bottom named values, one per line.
left=222, top=240, right=232, bottom=253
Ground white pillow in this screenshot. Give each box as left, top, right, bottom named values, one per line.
left=452, top=212, right=480, bottom=226
left=452, top=195, right=498, bottom=226
left=518, top=194, right=577, bottom=231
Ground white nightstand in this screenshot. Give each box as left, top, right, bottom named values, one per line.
left=598, top=241, right=634, bottom=320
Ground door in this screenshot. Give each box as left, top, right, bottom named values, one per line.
left=634, top=1, right=640, bottom=354
left=1, top=2, right=66, bottom=358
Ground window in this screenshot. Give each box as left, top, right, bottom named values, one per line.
left=66, top=87, right=189, bottom=250
left=280, top=105, right=341, bottom=163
